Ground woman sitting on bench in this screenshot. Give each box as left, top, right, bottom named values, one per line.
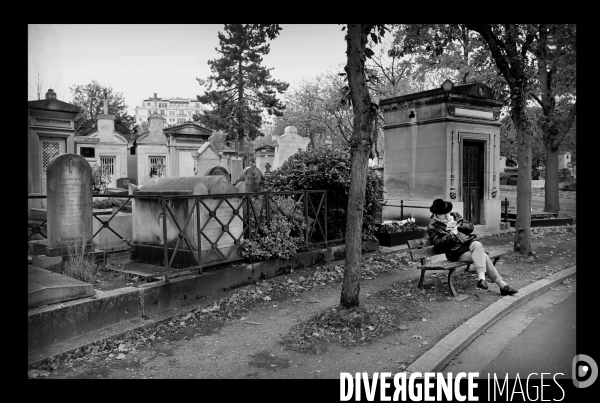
left=427, top=199, right=518, bottom=296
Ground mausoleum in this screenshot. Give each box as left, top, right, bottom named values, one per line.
left=135, top=94, right=168, bottom=186
left=164, top=121, right=213, bottom=177
left=380, top=80, right=503, bottom=234
left=28, top=89, right=81, bottom=212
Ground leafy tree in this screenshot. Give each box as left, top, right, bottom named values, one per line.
left=207, top=130, right=230, bottom=152
left=391, top=24, right=509, bottom=101
left=271, top=77, right=329, bottom=149
left=196, top=24, right=289, bottom=149
left=465, top=24, right=538, bottom=255
left=69, top=80, right=135, bottom=135
left=528, top=24, right=576, bottom=212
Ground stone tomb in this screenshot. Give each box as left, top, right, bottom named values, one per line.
left=131, top=176, right=242, bottom=268
left=380, top=80, right=503, bottom=234
left=45, top=153, right=94, bottom=257
left=271, top=126, right=310, bottom=170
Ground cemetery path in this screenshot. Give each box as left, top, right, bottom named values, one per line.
left=35, top=229, right=576, bottom=379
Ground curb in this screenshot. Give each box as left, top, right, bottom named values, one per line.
left=405, top=265, right=576, bottom=374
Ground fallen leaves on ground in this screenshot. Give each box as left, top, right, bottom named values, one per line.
left=282, top=304, right=398, bottom=352
left=29, top=250, right=412, bottom=376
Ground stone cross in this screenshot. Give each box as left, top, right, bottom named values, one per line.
left=102, top=91, right=112, bottom=115
left=66, top=158, right=76, bottom=173
left=152, top=93, right=159, bottom=114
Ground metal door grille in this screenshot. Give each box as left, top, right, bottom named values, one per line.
left=42, top=141, right=60, bottom=172
left=100, top=156, right=115, bottom=176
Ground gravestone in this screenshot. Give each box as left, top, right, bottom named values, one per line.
left=243, top=165, right=263, bottom=193
left=205, top=165, right=231, bottom=183
left=45, top=154, right=94, bottom=257
left=272, top=126, right=310, bottom=170
left=116, top=177, right=137, bottom=190
left=230, top=157, right=243, bottom=184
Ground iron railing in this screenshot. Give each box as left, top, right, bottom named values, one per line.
left=28, top=190, right=335, bottom=282
left=381, top=199, right=431, bottom=221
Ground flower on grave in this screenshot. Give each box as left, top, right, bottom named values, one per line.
left=379, top=217, right=419, bottom=234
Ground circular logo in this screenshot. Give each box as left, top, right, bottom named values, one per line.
left=573, top=354, right=598, bottom=388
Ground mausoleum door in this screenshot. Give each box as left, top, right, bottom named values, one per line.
left=462, top=141, right=484, bottom=224
left=40, top=137, right=66, bottom=208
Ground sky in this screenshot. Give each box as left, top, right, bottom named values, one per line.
left=28, top=24, right=348, bottom=116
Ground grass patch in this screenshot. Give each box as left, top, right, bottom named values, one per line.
left=60, top=226, right=98, bottom=283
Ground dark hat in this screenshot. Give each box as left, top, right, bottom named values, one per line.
left=430, top=199, right=453, bottom=214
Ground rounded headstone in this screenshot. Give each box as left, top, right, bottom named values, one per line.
left=46, top=153, right=93, bottom=253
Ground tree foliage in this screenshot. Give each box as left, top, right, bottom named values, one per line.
left=465, top=24, right=539, bottom=255
left=69, top=80, right=135, bottom=135
left=390, top=24, right=509, bottom=101
left=527, top=24, right=576, bottom=212
left=196, top=24, right=289, bottom=145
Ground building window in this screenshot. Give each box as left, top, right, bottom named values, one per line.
left=160, top=110, right=164, bottom=115
left=169, top=111, right=175, bottom=116
left=178, top=110, right=184, bottom=116
left=196, top=103, right=200, bottom=108
left=80, top=147, right=95, bottom=158
left=149, top=156, right=166, bottom=178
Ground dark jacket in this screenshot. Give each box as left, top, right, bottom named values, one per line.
left=427, top=212, right=478, bottom=261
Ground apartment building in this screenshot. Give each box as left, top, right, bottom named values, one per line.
left=135, top=96, right=206, bottom=126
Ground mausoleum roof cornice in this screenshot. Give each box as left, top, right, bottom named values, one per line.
left=380, top=82, right=502, bottom=109
left=28, top=99, right=81, bottom=114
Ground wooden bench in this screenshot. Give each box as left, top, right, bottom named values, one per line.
left=407, top=237, right=509, bottom=297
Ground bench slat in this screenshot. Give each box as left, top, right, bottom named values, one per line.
left=417, top=260, right=467, bottom=270
left=409, top=246, right=437, bottom=260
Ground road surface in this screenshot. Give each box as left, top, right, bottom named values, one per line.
left=442, top=283, right=576, bottom=379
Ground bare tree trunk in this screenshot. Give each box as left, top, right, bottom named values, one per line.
left=340, top=24, right=376, bottom=309
left=513, top=106, right=532, bottom=255
left=542, top=103, right=575, bottom=213
left=544, top=147, right=560, bottom=213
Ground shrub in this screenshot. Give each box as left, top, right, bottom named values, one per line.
left=92, top=198, right=122, bottom=209
left=238, top=196, right=308, bottom=260
left=92, top=164, right=112, bottom=194
left=261, top=147, right=383, bottom=241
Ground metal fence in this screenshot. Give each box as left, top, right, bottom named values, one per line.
left=28, top=190, right=334, bottom=281
left=381, top=199, right=430, bottom=221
